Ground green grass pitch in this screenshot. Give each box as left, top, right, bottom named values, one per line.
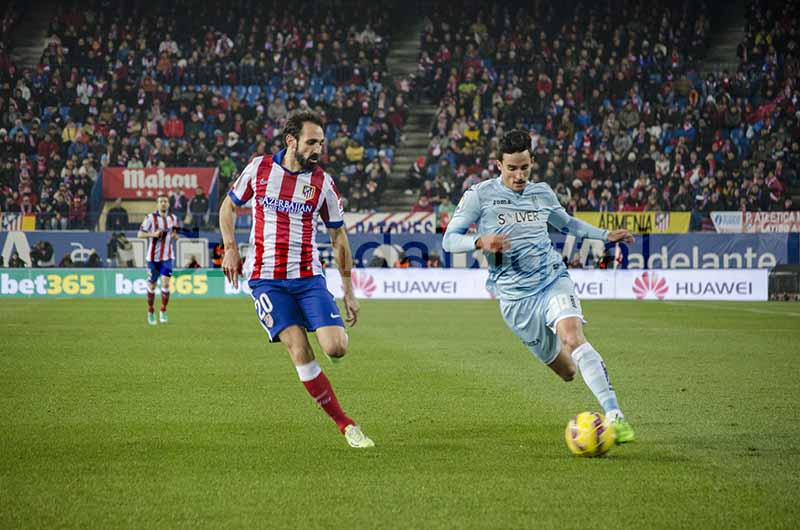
left=1, top=298, right=799, bottom=529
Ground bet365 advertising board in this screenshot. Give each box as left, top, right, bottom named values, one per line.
left=0, top=268, right=768, bottom=301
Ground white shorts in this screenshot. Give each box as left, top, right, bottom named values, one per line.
left=499, top=274, right=584, bottom=364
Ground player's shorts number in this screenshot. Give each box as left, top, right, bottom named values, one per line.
left=547, top=293, right=578, bottom=315
left=254, top=293, right=274, bottom=322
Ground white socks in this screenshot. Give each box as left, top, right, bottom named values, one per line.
left=571, top=342, right=623, bottom=419
left=295, top=360, right=322, bottom=382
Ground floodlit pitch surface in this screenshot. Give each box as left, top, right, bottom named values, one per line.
left=2, top=299, right=798, bottom=529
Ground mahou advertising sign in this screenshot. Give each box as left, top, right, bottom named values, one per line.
left=102, top=167, right=218, bottom=199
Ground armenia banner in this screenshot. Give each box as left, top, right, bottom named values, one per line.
left=575, top=212, right=690, bottom=234
left=1, top=213, right=37, bottom=231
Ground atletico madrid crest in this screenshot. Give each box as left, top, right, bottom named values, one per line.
left=302, top=184, right=317, bottom=200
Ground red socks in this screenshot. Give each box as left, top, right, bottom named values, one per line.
left=148, top=288, right=170, bottom=313
left=298, top=362, right=354, bottom=433
left=160, top=288, right=170, bottom=312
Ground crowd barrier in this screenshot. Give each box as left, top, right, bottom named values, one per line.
left=2, top=231, right=798, bottom=270
left=0, top=268, right=768, bottom=301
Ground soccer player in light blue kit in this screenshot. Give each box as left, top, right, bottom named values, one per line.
left=443, top=130, right=635, bottom=442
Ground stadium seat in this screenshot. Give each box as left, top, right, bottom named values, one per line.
left=310, top=77, right=324, bottom=101
left=323, top=85, right=336, bottom=104
left=245, top=86, right=260, bottom=106
left=325, top=123, right=340, bottom=142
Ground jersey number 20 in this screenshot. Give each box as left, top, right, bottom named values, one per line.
left=254, top=293, right=274, bottom=322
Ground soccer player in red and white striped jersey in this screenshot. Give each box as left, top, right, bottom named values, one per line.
left=137, top=195, right=180, bottom=325
left=219, top=112, right=373, bottom=448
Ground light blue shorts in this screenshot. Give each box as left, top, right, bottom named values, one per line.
left=499, top=274, right=584, bottom=364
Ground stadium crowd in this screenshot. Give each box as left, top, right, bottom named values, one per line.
left=0, top=0, right=408, bottom=228
left=1, top=0, right=798, bottom=235
left=410, top=0, right=800, bottom=226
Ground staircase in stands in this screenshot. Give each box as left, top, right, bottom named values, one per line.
left=384, top=18, right=436, bottom=211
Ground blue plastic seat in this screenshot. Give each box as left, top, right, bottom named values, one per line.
left=323, top=85, right=336, bottom=104
left=325, top=123, right=340, bottom=142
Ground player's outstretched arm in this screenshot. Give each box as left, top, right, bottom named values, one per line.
left=545, top=189, right=633, bottom=244
left=442, top=188, right=482, bottom=253
left=329, top=226, right=359, bottom=326
left=219, top=195, right=242, bottom=288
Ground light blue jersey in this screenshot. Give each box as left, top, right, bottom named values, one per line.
left=443, top=178, right=608, bottom=301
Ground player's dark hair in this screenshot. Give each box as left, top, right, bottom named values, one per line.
left=282, top=111, right=324, bottom=146
left=498, top=129, right=531, bottom=160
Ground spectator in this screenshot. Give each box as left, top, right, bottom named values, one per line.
left=86, top=251, right=102, bottom=267
left=68, top=197, right=88, bottom=229
left=218, top=154, right=237, bottom=190
left=436, top=196, right=456, bottom=233
left=169, top=189, right=188, bottom=221
left=116, top=234, right=135, bottom=267
left=367, top=254, right=389, bottom=267
left=411, top=195, right=435, bottom=213
left=106, top=198, right=129, bottom=231
left=189, top=187, right=209, bottom=228
left=212, top=243, right=224, bottom=268
left=426, top=251, right=442, bottom=268
left=51, top=192, right=70, bottom=230
left=567, top=255, right=584, bottom=269
left=393, top=252, right=410, bottom=268
left=346, top=140, right=365, bottom=163
left=164, top=112, right=185, bottom=138
left=30, top=240, right=54, bottom=267
left=405, top=156, right=426, bottom=195
left=8, top=251, right=25, bottom=267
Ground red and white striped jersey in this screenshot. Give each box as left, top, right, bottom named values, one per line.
left=139, top=211, right=179, bottom=262
left=228, top=150, right=344, bottom=281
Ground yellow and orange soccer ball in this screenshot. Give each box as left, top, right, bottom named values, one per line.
left=565, top=412, right=616, bottom=457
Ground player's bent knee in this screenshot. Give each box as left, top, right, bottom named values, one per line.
left=560, top=364, right=577, bottom=382
left=561, top=334, right=585, bottom=354
left=318, top=329, right=348, bottom=358
left=323, top=340, right=347, bottom=358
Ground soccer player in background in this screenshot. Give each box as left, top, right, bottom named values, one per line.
left=443, top=130, right=636, bottom=443
left=218, top=111, right=374, bottom=449
left=137, top=194, right=179, bottom=325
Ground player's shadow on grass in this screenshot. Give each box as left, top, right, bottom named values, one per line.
left=381, top=425, right=693, bottom=463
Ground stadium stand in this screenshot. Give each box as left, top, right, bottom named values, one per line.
left=0, top=0, right=798, bottom=233
left=406, top=0, right=799, bottom=228
left=0, top=0, right=409, bottom=228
